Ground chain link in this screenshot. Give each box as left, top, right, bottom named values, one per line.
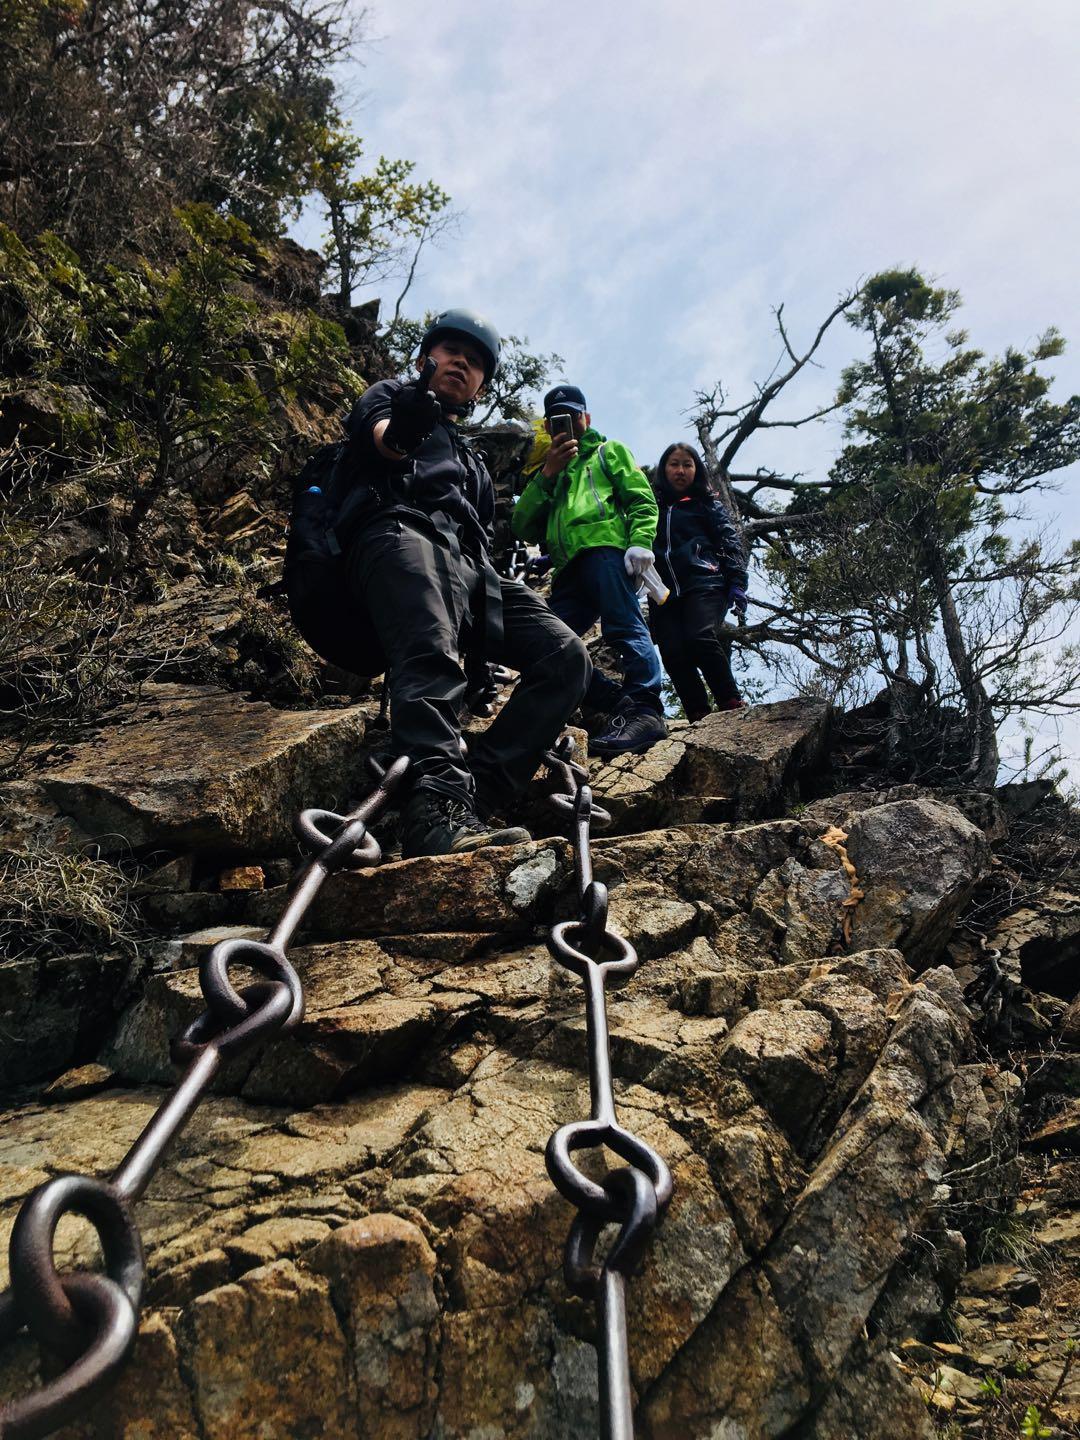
left=541, top=737, right=673, bottom=1440
left=0, top=756, right=411, bottom=1440
left=2, top=738, right=669, bottom=1439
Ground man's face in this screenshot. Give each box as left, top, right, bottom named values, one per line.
left=420, top=337, right=487, bottom=406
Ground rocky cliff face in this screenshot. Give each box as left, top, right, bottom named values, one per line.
left=2, top=688, right=1077, bottom=1438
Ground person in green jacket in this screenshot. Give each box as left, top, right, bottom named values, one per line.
left=512, top=384, right=667, bottom=755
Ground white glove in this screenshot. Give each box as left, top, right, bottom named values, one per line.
left=624, top=546, right=653, bottom=579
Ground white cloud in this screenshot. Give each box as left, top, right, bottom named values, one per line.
left=308, top=0, right=1079, bottom=468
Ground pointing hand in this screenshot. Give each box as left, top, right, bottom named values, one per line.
left=384, top=356, right=441, bottom=455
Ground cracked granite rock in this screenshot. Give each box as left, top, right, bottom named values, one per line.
left=0, top=692, right=1024, bottom=1438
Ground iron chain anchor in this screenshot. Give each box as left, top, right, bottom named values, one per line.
left=2, top=736, right=669, bottom=1440
left=541, top=739, right=673, bottom=1440
left=0, top=756, right=411, bottom=1439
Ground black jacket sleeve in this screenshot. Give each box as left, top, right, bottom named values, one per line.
left=704, top=497, right=748, bottom=591
left=344, top=380, right=406, bottom=464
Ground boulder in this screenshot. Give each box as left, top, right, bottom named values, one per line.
left=183, top=1260, right=363, bottom=1439
left=985, top=886, right=1080, bottom=997
left=0, top=950, right=134, bottom=1090
left=309, top=1217, right=440, bottom=1439
left=844, top=798, right=990, bottom=967
left=34, top=683, right=373, bottom=857
left=0, top=382, right=103, bottom=447
left=803, top=783, right=1006, bottom=842
left=1025, top=1097, right=1080, bottom=1153
left=679, top=697, right=832, bottom=816
left=260, top=838, right=572, bottom=940
left=590, top=698, right=831, bottom=830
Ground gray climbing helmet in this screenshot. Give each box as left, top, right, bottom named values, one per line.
left=420, top=309, right=501, bottom=382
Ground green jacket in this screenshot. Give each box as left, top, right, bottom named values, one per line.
left=511, top=428, right=658, bottom=575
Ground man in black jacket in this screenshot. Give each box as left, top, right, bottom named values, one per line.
left=339, top=309, right=589, bottom=858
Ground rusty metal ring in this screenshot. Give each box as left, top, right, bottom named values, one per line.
left=200, top=937, right=303, bottom=1033
left=7, top=1175, right=142, bottom=1362
left=547, top=789, right=612, bottom=827
left=171, top=980, right=294, bottom=1064
left=322, top=816, right=382, bottom=871
left=564, top=1166, right=659, bottom=1298
left=293, top=809, right=380, bottom=869
left=579, top=880, right=609, bottom=955
left=0, top=1272, right=138, bottom=1438
left=549, top=922, right=639, bottom=983
left=545, top=1118, right=674, bottom=1220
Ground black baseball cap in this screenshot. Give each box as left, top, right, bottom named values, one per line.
left=544, top=384, right=587, bottom=416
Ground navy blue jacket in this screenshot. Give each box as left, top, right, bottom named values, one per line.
left=652, top=478, right=747, bottom=597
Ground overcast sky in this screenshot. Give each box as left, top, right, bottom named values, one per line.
left=295, top=0, right=1080, bottom=772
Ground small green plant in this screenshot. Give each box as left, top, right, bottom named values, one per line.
left=976, top=1211, right=1038, bottom=1267
left=980, top=1373, right=1002, bottom=1400
left=1020, top=1404, right=1051, bottom=1438
left=205, top=552, right=248, bottom=589
left=923, top=1367, right=945, bottom=1410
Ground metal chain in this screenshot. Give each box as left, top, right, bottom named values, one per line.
left=541, top=737, right=674, bottom=1440
left=2, top=737, right=670, bottom=1439
left=0, top=756, right=411, bottom=1440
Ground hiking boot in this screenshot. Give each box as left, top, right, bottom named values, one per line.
left=401, top=790, right=531, bottom=859
left=589, top=705, right=668, bottom=757
left=717, top=697, right=746, bottom=711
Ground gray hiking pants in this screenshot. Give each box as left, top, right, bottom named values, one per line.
left=346, top=517, right=590, bottom=810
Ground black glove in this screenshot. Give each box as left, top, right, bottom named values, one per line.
left=383, top=356, right=441, bottom=455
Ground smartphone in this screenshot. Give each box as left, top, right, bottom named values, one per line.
left=550, top=413, right=574, bottom=440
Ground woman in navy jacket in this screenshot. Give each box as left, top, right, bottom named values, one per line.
left=650, top=442, right=748, bottom=719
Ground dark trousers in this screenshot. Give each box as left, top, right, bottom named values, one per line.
left=347, top=519, right=590, bottom=809
left=650, top=587, right=740, bottom=717
left=548, top=547, right=663, bottom=713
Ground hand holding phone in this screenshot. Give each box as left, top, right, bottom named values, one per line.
left=543, top=411, right=578, bottom=477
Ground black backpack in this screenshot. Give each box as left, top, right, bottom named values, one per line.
left=283, top=426, right=498, bottom=680
left=283, top=442, right=388, bottom=678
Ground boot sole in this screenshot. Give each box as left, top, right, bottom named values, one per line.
left=588, top=737, right=667, bottom=758
left=448, top=826, right=531, bottom=854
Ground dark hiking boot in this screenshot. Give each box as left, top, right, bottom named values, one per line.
left=589, top=705, right=668, bottom=757
left=717, top=697, right=746, bottom=711
left=401, top=791, right=531, bottom=859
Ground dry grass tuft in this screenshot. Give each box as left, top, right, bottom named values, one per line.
left=0, top=848, right=141, bottom=961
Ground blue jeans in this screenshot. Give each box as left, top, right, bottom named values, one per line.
left=549, top=547, right=662, bottom=713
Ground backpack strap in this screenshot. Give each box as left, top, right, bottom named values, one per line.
left=595, top=441, right=612, bottom=481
